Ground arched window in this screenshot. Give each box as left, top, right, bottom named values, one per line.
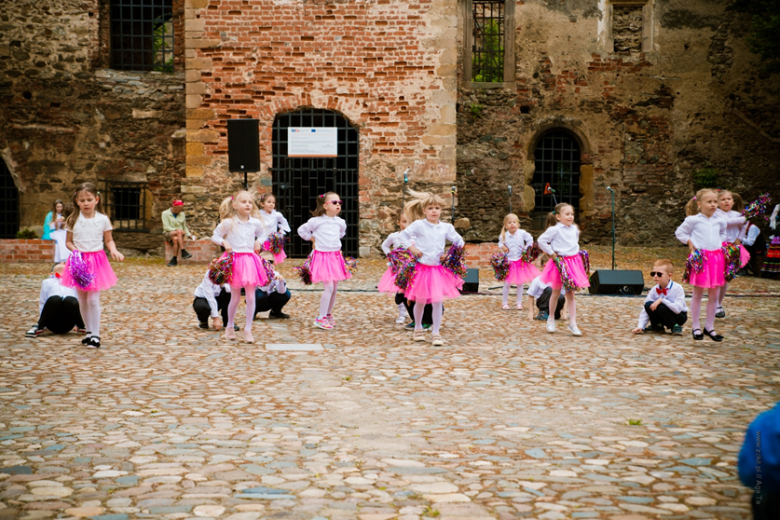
left=0, top=158, right=19, bottom=238
left=531, top=129, right=581, bottom=230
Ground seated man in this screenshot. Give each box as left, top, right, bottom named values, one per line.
left=526, top=275, right=566, bottom=321
left=162, top=199, right=196, bottom=267
left=632, top=259, right=687, bottom=335
left=254, top=255, right=291, bottom=319
left=192, top=270, right=237, bottom=331
left=26, top=263, right=86, bottom=337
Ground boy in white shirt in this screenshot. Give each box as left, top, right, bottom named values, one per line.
left=632, top=259, right=688, bottom=335
left=253, top=254, right=291, bottom=320
left=26, top=263, right=86, bottom=337
left=192, top=270, right=234, bottom=331
left=526, top=275, right=567, bottom=321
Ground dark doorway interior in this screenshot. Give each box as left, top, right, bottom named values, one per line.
left=531, top=129, right=581, bottom=231
left=0, top=159, right=19, bottom=239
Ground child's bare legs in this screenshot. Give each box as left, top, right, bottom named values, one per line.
left=319, top=281, right=336, bottom=319
left=226, top=288, right=241, bottom=339
left=690, top=286, right=703, bottom=331
left=717, top=282, right=728, bottom=313
left=77, top=289, right=101, bottom=337
left=244, top=286, right=256, bottom=342
left=431, top=301, right=443, bottom=335
left=704, top=288, right=719, bottom=333
left=547, top=288, right=562, bottom=326
left=326, top=281, right=339, bottom=316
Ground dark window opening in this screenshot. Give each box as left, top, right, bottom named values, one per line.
left=110, top=0, right=174, bottom=72
left=0, top=159, right=19, bottom=239
left=102, top=181, right=149, bottom=232
left=612, top=4, right=644, bottom=54
left=531, top=130, right=581, bottom=231
left=472, top=0, right=505, bottom=83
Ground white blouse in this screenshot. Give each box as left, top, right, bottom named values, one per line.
left=675, top=213, right=727, bottom=251
left=537, top=222, right=580, bottom=257
left=211, top=217, right=264, bottom=253
left=498, top=229, right=533, bottom=261
left=714, top=209, right=747, bottom=243
left=381, top=231, right=406, bottom=254
left=297, top=216, right=347, bottom=252
left=67, top=213, right=112, bottom=253
left=259, top=210, right=291, bottom=235
left=399, top=219, right=464, bottom=266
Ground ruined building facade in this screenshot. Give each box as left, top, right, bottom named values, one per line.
left=1, top=0, right=778, bottom=255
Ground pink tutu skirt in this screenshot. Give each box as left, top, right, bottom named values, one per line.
left=230, top=252, right=270, bottom=288
left=378, top=266, right=400, bottom=293
left=405, top=264, right=463, bottom=304
left=310, top=250, right=352, bottom=284
left=262, top=240, right=287, bottom=265
left=737, top=243, right=750, bottom=268
left=61, top=250, right=117, bottom=292
left=505, top=259, right=541, bottom=285
left=541, top=254, right=590, bottom=290
left=689, top=249, right=726, bottom=288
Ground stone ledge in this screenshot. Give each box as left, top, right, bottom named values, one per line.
left=165, top=239, right=222, bottom=263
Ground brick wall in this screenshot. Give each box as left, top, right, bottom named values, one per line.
left=165, top=238, right=221, bottom=263
left=0, top=240, right=55, bottom=263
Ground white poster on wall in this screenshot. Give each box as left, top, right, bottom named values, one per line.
left=288, top=127, right=338, bottom=157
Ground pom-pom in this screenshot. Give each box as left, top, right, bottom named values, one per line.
left=387, top=248, right=416, bottom=274
left=393, top=255, right=418, bottom=291
left=441, top=244, right=468, bottom=279
left=294, top=254, right=313, bottom=285
left=490, top=251, right=510, bottom=281
left=579, top=249, right=590, bottom=275
left=261, top=255, right=276, bottom=283
left=722, top=242, right=741, bottom=282
left=68, top=251, right=96, bottom=290
left=742, top=193, right=772, bottom=221
left=682, top=249, right=705, bottom=284
left=208, top=253, right=234, bottom=286
left=344, top=256, right=358, bottom=274
left=520, top=242, right=541, bottom=264
left=263, top=232, right=286, bottom=255
left=553, top=256, right=578, bottom=292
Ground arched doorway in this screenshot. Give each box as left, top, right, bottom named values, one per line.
left=271, top=108, right=359, bottom=257
left=531, top=129, right=581, bottom=230
left=0, top=158, right=19, bottom=238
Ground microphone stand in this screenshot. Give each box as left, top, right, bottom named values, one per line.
left=508, top=185, right=512, bottom=214
left=607, top=186, right=615, bottom=270
left=402, top=168, right=409, bottom=207
left=451, top=186, right=456, bottom=223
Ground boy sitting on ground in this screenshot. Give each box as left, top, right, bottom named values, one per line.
left=632, top=259, right=687, bottom=335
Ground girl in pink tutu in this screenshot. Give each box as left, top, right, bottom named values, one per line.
left=211, top=191, right=270, bottom=344
left=379, top=212, right=411, bottom=324
left=537, top=202, right=589, bottom=336
left=61, top=182, right=125, bottom=348
left=498, top=213, right=540, bottom=310
left=714, top=190, right=748, bottom=318
left=399, top=190, right=465, bottom=346
left=297, top=192, right=351, bottom=330
left=675, top=189, right=728, bottom=341
left=257, top=193, right=291, bottom=264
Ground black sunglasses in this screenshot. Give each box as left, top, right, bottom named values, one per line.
left=650, top=271, right=666, bottom=277
left=327, top=200, right=343, bottom=205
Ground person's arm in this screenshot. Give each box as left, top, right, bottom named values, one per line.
left=659, top=285, right=686, bottom=314
left=204, top=287, right=220, bottom=319
left=275, top=273, right=287, bottom=294
left=104, top=230, right=125, bottom=261
left=498, top=236, right=509, bottom=253
left=523, top=231, right=534, bottom=251
left=742, top=225, right=760, bottom=247
left=444, top=224, right=464, bottom=247
left=399, top=222, right=422, bottom=257
left=182, top=215, right=192, bottom=238
left=297, top=218, right=316, bottom=241
left=675, top=218, right=695, bottom=248
left=537, top=227, right=557, bottom=256
left=44, top=212, right=53, bottom=233
left=381, top=234, right=395, bottom=255
left=66, top=231, right=75, bottom=251
left=161, top=211, right=175, bottom=233
left=633, top=292, right=653, bottom=332
left=211, top=221, right=232, bottom=251
left=338, top=218, right=347, bottom=239
left=277, top=213, right=291, bottom=234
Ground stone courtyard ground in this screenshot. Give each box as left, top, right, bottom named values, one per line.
left=2, top=247, right=780, bottom=520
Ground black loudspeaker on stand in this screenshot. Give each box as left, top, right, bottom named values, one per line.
left=588, top=186, right=645, bottom=295
left=461, top=268, right=479, bottom=294
left=227, top=119, right=260, bottom=189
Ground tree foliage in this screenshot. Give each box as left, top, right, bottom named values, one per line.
left=731, top=0, right=780, bottom=74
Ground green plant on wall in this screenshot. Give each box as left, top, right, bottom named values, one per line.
left=473, top=19, right=503, bottom=82
left=16, top=229, right=37, bottom=239
left=469, top=103, right=483, bottom=117
left=692, top=164, right=721, bottom=190
left=153, top=16, right=174, bottom=73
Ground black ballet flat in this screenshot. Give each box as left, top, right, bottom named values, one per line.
left=703, top=329, right=723, bottom=342
left=692, top=328, right=704, bottom=341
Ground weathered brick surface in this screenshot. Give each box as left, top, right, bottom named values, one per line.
left=165, top=238, right=221, bottom=263
left=0, top=239, right=55, bottom=263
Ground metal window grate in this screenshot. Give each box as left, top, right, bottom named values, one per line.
left=102, top=180, right=149, bottom=232
left=0, top=159, right=19, bottom=239
left=271, top=109, right=360, bottom=258
left=472, top=0, right=505, bottom=83
left=531, top=130, right=581, bottom=231
left=110, top=0, right=174, bottom=72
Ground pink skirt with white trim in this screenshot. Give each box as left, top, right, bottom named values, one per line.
left=505, top=259, right=541, bottom=285
left=61, top=250, right=117, bottom=292
left=230, top=252, right=270, bottom=288
left=378, top=266, right=401, bottom=293
left=540, top=254, right=590, bottom=290
left=310, top=250, right=352, bottom=284
left=405, top=264, right=463, bottom=304
left=689, top=248, right=726, bottom=288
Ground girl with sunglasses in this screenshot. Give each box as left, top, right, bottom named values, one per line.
left=297, top=192, right=351, bottom=330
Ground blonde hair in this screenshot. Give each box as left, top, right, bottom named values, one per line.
left=311, top=191, right=340, bottom=217
left=218, top=190, right=257, bottom=233
left=719, top=190, right=744, bottom=212
left=685, top=188, right=718, bottom=216
left=654, top=259, right=674, bottom=274
left=66, top=182, right=107, bottom=230
left=545, top=202, right=574, bottom=230
left=499, top=213, right=520, bottom=242
left=404, top=189, right=445, bottom=223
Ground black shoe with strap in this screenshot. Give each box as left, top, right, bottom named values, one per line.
left=85, top=336, right=101, bottom=348
left=167, top=256, right=178, bottom=267
left=181, top=249, right=193, bottom=260
left=692, top=328, right=704, bottom=341
left=703, top=328, right=724, bottom=342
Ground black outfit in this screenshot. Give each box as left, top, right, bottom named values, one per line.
left=643, top=301, right=687, bottom=330
left=192, top=288, right=231, bottom=327
left=397, top=293, right=439, bottom=326
left=253, top=288, right=291, bottom=319
left=38, top=296, right=85, bottom=334
left=743, top=230, right=767, bottom=276
left=537, top=287, right=566, bottom=319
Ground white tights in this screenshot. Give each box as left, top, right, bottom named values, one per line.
left=414, top=301, right=443, bottom=334
left=227, top=286, right=256, bottom=333
left=319, top=281, right=339, bottom=319
left=76, top=289, right=101, bottom=338
left=548, top=289, right=576, bottom=327
left=502, top=282, right=524, bottom=306
left=691, top=286, right=718, bottom=332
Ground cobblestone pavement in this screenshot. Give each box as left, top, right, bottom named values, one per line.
left=2, top=254, right=779, bottom=520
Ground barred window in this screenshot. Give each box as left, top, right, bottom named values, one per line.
left=110, top=0, right=174, bottom=72
left=102, top=181, right=149, bottom=232
left=471, top=0, right=505, bottom=83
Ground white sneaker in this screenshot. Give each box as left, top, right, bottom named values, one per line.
left=568, top=324, right=582, bottom=336
left=546, top=321, right=556, bottom=333
left=396, top=315, right=406, bottom=324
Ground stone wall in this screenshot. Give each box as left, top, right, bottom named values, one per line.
left=0, top=0, right=187, bottom=250
left=456, top=0, right=780, bottom=245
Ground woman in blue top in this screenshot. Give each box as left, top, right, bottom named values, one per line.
left=42, top=200, right=64, bottom=241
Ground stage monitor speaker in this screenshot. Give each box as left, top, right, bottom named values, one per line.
left=227, top=119, right=260, bottom=172
left=461, top=268, right=479, bottom=294
left=588, top=270, right=644, bottom=295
